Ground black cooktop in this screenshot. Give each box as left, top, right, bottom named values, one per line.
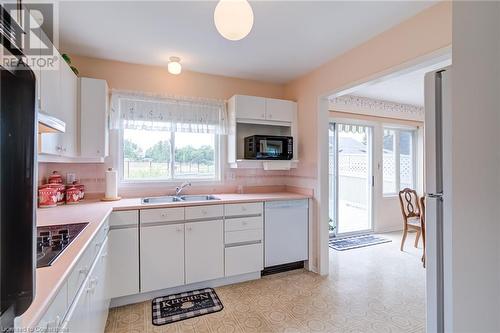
left=36, top=222, right=89, bottom=268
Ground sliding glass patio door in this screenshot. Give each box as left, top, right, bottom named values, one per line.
left=329, top=122, right=373, bottom=236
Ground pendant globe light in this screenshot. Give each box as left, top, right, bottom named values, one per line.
left=214, top=0, right=254, bottom=41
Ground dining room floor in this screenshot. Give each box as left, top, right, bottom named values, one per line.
left=104, top=231, right=425, bottom=333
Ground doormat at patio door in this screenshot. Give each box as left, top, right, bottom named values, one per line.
left=329, top=234, right=391, bottom=251
left=152, top=288, right=223, bottom=325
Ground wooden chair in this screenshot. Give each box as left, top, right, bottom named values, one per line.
left=419, top=196, right=426, bottom=268
left=398, top=188, right=422, bottom=251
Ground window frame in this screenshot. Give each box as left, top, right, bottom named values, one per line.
left=117, top=127, right=222, bottom=185
left=382, top=125, right=418, bottom=197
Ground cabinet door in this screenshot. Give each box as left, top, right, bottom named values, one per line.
left=80, top=78, right=109, bottom=158
left=265, top=98, right=295, bottom=122
left=185, top=220, right=224, bottom=284
left=234, top=95, right=266, bottom=120
left=39, top=47, right=63, bottom=155
left=108, top=228, right=139, bottom=298
left=58, top=62, right=78, bottom=156
left=141, top=223, right=185, bottom=292
left=39, top=47, right=61, bottom=117
left=61, top=279, right=90, bottom=333
left=88, top=237, right=109, bottom=333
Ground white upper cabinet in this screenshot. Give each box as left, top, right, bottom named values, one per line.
left=39, top=49, right=79, bottom=157
left=59, top=61, right=78, bottom=156
left=39, top=48, right=61, bottom=118
left=232, top=95, right=266, bottom=120
left=230, top=95, right=296, bottom=123
left=80, top=77, right=109, bottom=159
left=265, top=98, right=296, bottom=123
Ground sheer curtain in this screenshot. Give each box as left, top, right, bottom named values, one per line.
left=109, top=90, right=228, bottom=134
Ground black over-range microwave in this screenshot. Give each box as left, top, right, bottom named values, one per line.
left=244, top=135, right=293, bottom=160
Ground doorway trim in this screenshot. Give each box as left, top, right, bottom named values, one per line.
left=317, top=46, right=451, bottom=276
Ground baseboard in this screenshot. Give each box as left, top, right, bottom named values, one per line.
left=110, top=271, right=261, bottom=308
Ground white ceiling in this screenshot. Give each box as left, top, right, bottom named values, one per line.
left=352, top=59, right=451, bottom=106
left=59, top=1, right=436, bottom=84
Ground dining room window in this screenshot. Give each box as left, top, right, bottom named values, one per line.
left=383, top=127, right=417, bottom=195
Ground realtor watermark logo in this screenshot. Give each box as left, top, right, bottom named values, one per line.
left=2, top=2, right=59, bottom=70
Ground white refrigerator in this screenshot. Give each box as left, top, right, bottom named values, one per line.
left=424, top=66, right=453, bottom=333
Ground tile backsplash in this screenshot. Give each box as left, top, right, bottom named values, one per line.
left=38, top=162, right=291, bottom=197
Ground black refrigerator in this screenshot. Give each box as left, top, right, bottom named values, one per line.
left=0, top=5, right=37, bottom=330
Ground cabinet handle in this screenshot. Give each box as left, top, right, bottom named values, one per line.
left=187, top=226, right=192, bottom=231
left=242, top=221, right=248, bottom=225
left=242, top=206, right=247, bottom=211
left=268, top=114, right=273, bottom=119
left=79, top=266, right=89, bottom=275
left=101, top=251, right=108, bottom=258
left=202, top=210, right=207, bottom=215
left=161, top=213, right=167, bottom=217
left=176, top=227, right=182, bottom=232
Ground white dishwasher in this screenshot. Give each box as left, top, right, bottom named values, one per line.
left=264, top=199, right=309, bottom=268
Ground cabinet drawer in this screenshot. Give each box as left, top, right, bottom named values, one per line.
left=185, top=205, right=223, bottom=220
left=225, top=216, right=263, bottom=232
left=225, top=243, right=263, bottom=276
left=109, top=210, right=138, bottom=227
left=140, top=207, right=184, bottom=224
left=224, top=202, right=263, bottom=217
left=225, top=229, right=263, bottom=244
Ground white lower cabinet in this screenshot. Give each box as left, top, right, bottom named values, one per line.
left=61, top=237, right=109, bottom=333
left=185, top=220, right=224, bottom=284
left=108, top=227, right=139, bottom=298
left=225, top=243, right=263, bottom=276
left=108, top=211, right=139, bottom=298
left=140, top=223, right=185, bottom=293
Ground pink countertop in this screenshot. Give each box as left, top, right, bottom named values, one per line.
left=19, top=192, right=310, bottom=327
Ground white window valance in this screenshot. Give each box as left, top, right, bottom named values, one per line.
left=110, top=89, right=228, bottom=134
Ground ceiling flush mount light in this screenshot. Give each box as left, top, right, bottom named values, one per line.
left=167, top=56, right=182, bottom=75
left=214, top=0, right=254, bottom=41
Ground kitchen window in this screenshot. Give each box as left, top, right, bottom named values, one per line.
left=111, top=91, right=227, bottom=182
left=383, top=127, right=417, bottom=195
left=122, top=129, right=218, bottom=181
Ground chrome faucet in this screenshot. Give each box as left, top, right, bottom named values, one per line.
left=175, top=181, right=192, bottom=196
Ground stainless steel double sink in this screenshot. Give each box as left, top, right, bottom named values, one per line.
left=141, top=195, right=220, bottom=204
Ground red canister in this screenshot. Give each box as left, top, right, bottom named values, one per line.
left=38, top=185, right=57, bottom=208
left=72, top=181, right=85, bottom=200
left=48, top=183, right=65, bottom=205
left=66, top=186, right=80, bottom=205
left=48, top=171, right=63, bottom=184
